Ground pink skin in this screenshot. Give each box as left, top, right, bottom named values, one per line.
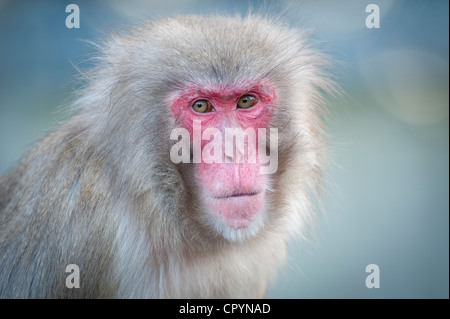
left=170, top=80, right=277, bottom=229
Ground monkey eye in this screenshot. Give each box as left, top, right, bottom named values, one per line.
left=192, top=100, right=213, bottom=113
left=237, top=95, right=258, bottom=109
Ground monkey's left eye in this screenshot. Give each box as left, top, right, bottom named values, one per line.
left=237, top=95, right=258, bottom=109
left=192, top=100, right=213, bottom=113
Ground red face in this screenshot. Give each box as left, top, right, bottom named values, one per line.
left=170, top=80, right=278, bottom=239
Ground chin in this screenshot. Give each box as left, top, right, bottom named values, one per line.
left=203, top=191, right=268, bottom=242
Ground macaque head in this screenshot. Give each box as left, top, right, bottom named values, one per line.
left=95, top=15, right=332, bottom=243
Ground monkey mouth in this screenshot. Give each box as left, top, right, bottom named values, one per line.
left=206, top=190, right=266, bottom=232
left=214, top=191, right=262, bottom=199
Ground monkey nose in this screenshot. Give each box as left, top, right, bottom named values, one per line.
left=224, top=134, right=245, bottom=164
left=224, top=148, right=244, bottom=164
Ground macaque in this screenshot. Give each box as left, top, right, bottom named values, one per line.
left=0, top=14, right=335, bottom=298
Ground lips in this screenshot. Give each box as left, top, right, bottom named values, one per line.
left=215, top=191, right=261, bottom=199
left=206, top=191, right=266, bottom=229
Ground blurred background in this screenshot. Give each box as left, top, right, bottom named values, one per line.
left=0, top=0, right=448, bottom=298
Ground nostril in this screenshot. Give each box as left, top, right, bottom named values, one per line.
left=224, top=153, right=234, bottom=163
left=224, top=150, right=244, bottom=164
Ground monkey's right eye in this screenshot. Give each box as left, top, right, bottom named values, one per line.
left=192, top=100, right=213, bottom=113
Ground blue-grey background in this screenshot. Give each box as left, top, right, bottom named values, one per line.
left=0, top=0, right=448, bottom=298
